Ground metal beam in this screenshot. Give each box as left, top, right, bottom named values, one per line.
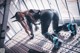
left=55, top=0, right=63, bottom=24
left=40, top=0, right=45, bottom=9
left=77, top=0, right=80, bottom=15
left=12, top=1, right=19, bottom=10
left=18, top=0, right=21, bottom=11
left=65, top=0, right=72, bottom=23
left=22, top=0, right=28, bottom=10
left=35, top=0, right=40, bottom=9
left=30, top=0, right=34, bottom=9
left=47, top=0, right=51, bottom=9
left=0, top=0, right=11, bottom=48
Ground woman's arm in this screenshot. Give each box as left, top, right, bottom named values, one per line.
left=28, top=13, right=39, bottom=31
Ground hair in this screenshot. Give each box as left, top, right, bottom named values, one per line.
left=29, top=9, right=35, bottom=13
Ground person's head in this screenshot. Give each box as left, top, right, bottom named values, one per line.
left=29, top=9, right=35, bottom=13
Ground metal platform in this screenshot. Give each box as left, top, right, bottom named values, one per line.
left=5, top=26, right=80, bottom=53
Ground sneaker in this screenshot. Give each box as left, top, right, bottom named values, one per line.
left=54, top=41, right=62, bottom=49
left=70, top=24, right=77, bottom=36
left=52, top=37, right=62, bottom=49
left=30, top=35, right=34, bottom=40
left=52, top=41, right=62, bottom=52
left=67, top=23, right=77, bottom=36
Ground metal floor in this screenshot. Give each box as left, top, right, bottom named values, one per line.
left=5, top=26, right=80, bottom=53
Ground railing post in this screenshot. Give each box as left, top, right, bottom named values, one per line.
left=0, top=0, right=11, bottom=48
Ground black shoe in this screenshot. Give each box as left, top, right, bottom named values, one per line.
left=54, top=41, right=62, bottom=49
left=52, top=36, right=62, bottom=49
left=67, top=23, right=77, bottom=36
left=52, top=41, right=62, bottom=53
left=70, top=24, right=77, bottom=36
left=30, top=35, right=34, bottom=40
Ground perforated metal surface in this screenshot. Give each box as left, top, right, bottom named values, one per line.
left=5, top=27, right=80, bottom=53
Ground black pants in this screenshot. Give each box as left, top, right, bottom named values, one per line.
left=40, top=11, right=60, bottom=42
left=40, top=11, right=59, bottom=34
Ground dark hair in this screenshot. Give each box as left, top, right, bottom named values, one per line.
left=29, top=9, right=34, bottom=13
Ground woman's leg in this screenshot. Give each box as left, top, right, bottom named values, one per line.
left=52, top=12, right=64, bottom=34
left=20, top=21, right=30, bottom=36
left=27, top=21, right=34, bottom=39
left=40, top=13, right=53, bottom=42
